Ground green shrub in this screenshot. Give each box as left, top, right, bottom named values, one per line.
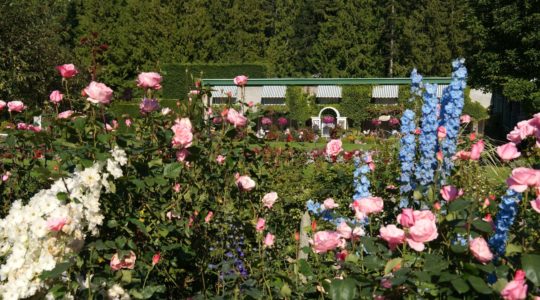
left=340, top=85, right=371, bottom=129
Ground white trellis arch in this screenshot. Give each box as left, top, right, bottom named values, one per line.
left=311, top=106, right=347, bottom=138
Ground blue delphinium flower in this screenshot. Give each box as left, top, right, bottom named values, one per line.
left=399, top=109, right=417, bottom=207
left=410, top=68, right=423, bottom=100
left=488, top=189, right=522, bottom=257
left=306, top=199, right=323, bottom=215
left=353, top=156, right=372, bottom=200
left=415, top=83, right=439, bottom=186
left=439, top=59, right=467, bottom=178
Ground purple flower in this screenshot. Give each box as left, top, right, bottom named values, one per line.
left=139, top=98, right=160, bottom=114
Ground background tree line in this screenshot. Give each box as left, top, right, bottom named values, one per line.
left=1, top=0, right=538, bottom=113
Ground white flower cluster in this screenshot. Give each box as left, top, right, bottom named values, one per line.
left=107, top=284, right=131, bottom=300
left=0, top=147, right=127, bottom=299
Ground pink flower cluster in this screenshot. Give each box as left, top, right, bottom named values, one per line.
left=380, top=209, right=438, bottom=252
left=0, top=100, right=26, bottom=113
left=497, top=113, right=540, bottom=161
left=352, top=196, right=383, bottom=219
left=16, top=123, right=41, bottom=133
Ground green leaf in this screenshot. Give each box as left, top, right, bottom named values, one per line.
left=280, top=283, right=292, bottom=298
left=384, top=258, right=402, bottom=275
left=148, top=158, right=163, bottom=168
left=40, top=262, right=71, bottom=279
left=466, top=275, right=492, bottom=294
left=163, top=163, right=181, bottom=178
left=448, top=199, right=470, bottom=212
left=129, top=218, right=149, bottom=236
left=506, top=244, right=522, bottom=256
left=522, top=254, right=540, bottom=286
left=328, top=278, right=358, bottom=300
left=451, top=278, right=469, bottom=294
left=121, top=270, right=132, bottom=283
left=298, top=259, right=313, bottom=276
left=472, top=220, right=493, bottom=234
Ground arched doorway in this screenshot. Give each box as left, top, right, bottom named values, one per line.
left=311, top=107, right=347, bottom=138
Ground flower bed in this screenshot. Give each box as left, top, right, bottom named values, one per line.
left=0, top=62, right=538, bottom=299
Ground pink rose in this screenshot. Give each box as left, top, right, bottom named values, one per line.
left=460, top=114, right=471, bottom=123
left=110, top=251, right=136, bottom=271
left=233, top=75, right=248, bottom=86
left=323, top=198, right=339, bottom=210
left=235, top=174, right=256, bottom=191
left=176, top=149, right=189, bottom=162
left=56, top=64, right=78, bottom=78
left=7, top=101, right=25, bottom=112
left=507, top=128, right=522, bottom=143
left=469, top=237, right=493, bottom=264
left=440, top=185, right=464, bottom=202
left=353, top=197, right=383, bottom=217
left=325, top=139, right=343, bottom=157
left=264, top=232, right=275, bottom=248
left=2, top=172, right=11, bottom=182
left=406, top=219, right=438, bottom=252
left=226, top=108, right=247, bottom=127
left=437, top=126, right=447, bottom=139
left=136, top=72, right=162, bottom=90
left=262, top=192, right=278, bottom=208
left=171, top=118, right=193, bottom=148
left=57, top=110, right=74, bottom=119
left=311, top=230, right=342, bottom=253
left=530, top=196, right=540, bottom=214
left=125, top=118, right=132, bottom=127
left=49, top=90, right=63, bottom=104
left=47, top=217, right=67, bottom=232
left=28, top=125, right=42, bottom=133
left=105, top=120, right=118, bottom=131
left=497, top=142, right=521, bottom=161
left=413, top=210, right=436, bottom=222
left=470, top=139, right=485, bottom=160
left=379, top=225, right=405, bottom=250
left=0, top=100, right=5, bottom=110
left=205, top=211, right=213, bottom=223
left=397, top=208, right=415, bottom=228
left=501, top=270, right=528, bottom=300
left=84, top=81, right=113, bottom=105
left=17, top=123, right=28, bottom=130
left=337, top=222, right=352, bottom=239
left=152, top=252, right=161, bottom=266
left=172, top=183, right=181, bottom=193
left=516, top=120, right=537, bottom=139
left=507, top=167, right=540, bottom=192
left=256, top=218, right=266, bottom=232
left=453, top=150, right=471, bottom=160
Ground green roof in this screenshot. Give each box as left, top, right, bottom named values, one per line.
left=201, top=77, right=452, bottom=86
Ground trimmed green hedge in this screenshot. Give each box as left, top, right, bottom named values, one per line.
left=110, top=99, right=180, bottom=116
left=161, top=63, right=268, bottom=99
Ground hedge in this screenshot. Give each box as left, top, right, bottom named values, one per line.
left=161, top=63, right=268, bottom=99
